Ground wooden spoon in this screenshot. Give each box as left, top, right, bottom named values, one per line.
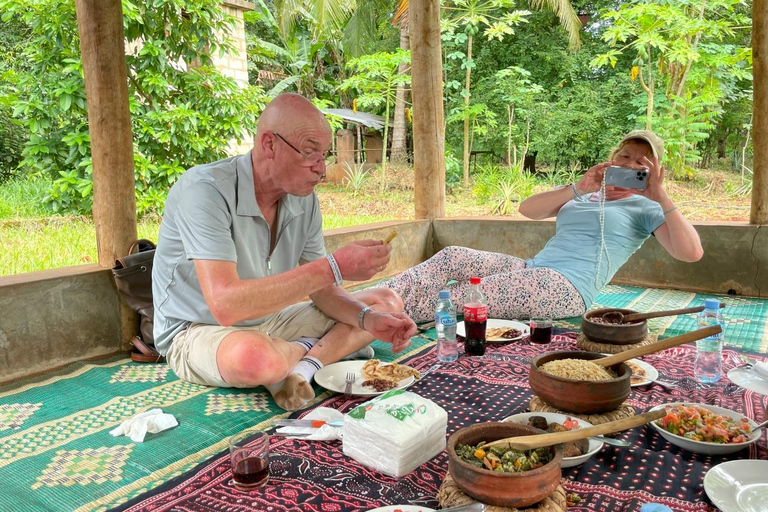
left=485, top=409, right=665, bottom=450
left=594, top=324, right=722, bottom=368
left=601, top=303, right=726, bottom=324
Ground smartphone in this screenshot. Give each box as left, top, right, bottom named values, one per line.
left=605, top=166, right=649, bottom=190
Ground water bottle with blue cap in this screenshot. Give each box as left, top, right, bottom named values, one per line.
left=694, top=298, right=725, bottom=383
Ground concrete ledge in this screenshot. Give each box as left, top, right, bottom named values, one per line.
left=433, top=218, right=767, bottom=297
left=2, top=218, right=763, bottom=382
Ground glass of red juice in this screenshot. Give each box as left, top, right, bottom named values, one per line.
left=229, top=429, right=270, bottom=490
left=529, top=318, right=554, bottom=344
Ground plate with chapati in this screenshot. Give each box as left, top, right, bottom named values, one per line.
left=600, top=354, right=658, bottom=387
left=456, top=319, right=530, bottom=344
left=314, top=359, right=421, bottom=396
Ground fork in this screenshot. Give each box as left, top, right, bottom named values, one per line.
left=344, top=372, right=355, bottom=395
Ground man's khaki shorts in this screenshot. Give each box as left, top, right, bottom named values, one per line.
left=166, top=301, right=336, bottom=388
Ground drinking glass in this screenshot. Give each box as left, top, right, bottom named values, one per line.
left=529, top=317, right=554, bottom=344
left=229, top=429, right=270, bottom=490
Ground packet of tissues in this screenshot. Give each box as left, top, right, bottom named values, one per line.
left=342, top=389, right=447, bottom=478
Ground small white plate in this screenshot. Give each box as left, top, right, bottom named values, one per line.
left=501, top=411, right=604, bottom=468
left=314, top=360, right=417, bottom=397
left=456, top=319, right=530, bottom=344
left=649, top=402, right=761, bottom=455
left=622, top=358, right=659, bottom=387
left=728, top=367, right=768, bottom=396
left=704, top=460, right=768, bottom=512
left=366, top=507, right=435, bottom=512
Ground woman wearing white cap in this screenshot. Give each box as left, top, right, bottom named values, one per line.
left=380, top=130, right=703, bottom=321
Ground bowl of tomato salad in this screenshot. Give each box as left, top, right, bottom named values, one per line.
left=650, top=402, right=762, bottom=454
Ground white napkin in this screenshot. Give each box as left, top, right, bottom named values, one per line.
left=109, top=408, right=178, bottom=442
left=276, top=407, right=343, bottom=441
left=753, top=361, right=768, bottom=379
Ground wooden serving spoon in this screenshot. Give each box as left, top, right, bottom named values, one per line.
left=601, top=303, right=726, bottom=324
left=593, top=324, right=722, bottom=368
left=485, top=409, right=665, bottom=450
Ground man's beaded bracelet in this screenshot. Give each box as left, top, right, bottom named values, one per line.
left=326, top=254, right=343, bottom=286
left=358, top=306, right=372, bottom=330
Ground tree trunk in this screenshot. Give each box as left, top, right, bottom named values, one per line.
left=391, top=24, right=410, bottom=165
left=751, top=0, right=767, bottom=224
left=462, top=35, right=474, bottom=187
left=410, top=0, right=445, bottom=220
left=381, top=99, right=391, bottom=194
left=508, top=104, right=515, bottom=168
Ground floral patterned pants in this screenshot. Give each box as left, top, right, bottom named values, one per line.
left=379, top=246, right=585, bottom=323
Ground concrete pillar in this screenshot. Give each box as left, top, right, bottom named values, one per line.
left=326, top=129, right=355, bottom=184
left=365, top=132, right=384, bottom=164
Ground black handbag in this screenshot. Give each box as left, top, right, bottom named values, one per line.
left=112, top=239, right=163, bottom=362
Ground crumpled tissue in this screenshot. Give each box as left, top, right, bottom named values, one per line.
left=753, top=361, right=768, bottom=379
left=276, top=407, right=343, bottom=441
left=110, top=408, right=178, bottom=442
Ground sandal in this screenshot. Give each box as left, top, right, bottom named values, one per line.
left=130, top=336, right=165, bottom=363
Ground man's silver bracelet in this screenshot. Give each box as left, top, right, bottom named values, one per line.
left=571, top=183, right=584, bottom=199
left=326, top=254, right=343, bottom=286
left=358, top=306, right=372, bottom=330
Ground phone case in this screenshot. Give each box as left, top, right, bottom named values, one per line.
left=605, top=166, right=648, bottom=190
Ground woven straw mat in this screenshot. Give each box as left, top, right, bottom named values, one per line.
left=576, top=332, right=657, bottom=354
left=438, top=473, right=567, bottom=511
left=529, top=396, right=636, bottom=425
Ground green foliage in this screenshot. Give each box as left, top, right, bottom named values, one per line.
left=0, top=175, right=53, bottom=219
left=445, top=152, right=463, bottom=189
left=342, top=162, right=369, bottom=196
left=591, top=0, right=752, bottom=174
left=471, top=162, right=536, bottom=214
left=2, top=0, right=267, bottom=215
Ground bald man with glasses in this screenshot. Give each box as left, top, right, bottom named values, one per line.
left=152, top=93, right=416, bottom=411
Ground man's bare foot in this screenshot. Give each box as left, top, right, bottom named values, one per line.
left=271, top=373, right=314, bottom=411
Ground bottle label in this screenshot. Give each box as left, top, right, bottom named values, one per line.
left=437, top=312, right=456, bottom=327
left=464, top=305, right=487, bottom=322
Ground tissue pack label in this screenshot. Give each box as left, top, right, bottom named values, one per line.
left=348, top=389, right=428, bottom=421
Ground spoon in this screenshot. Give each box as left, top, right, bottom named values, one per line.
left=753, top=418, right=768, bottom=430
left=600, top=305, right=720, bottom=324
left=593, top=325, right=722, bottom=368
left=592, top=435, right=630, bottom=447
left=484, top=409, right=665, bottom=450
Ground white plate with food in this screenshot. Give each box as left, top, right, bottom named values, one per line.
left=727, top=366, right=768, bottom=396
left=704, top=460, right=768, bottom=512
left=366, top=506, right=435, bottom=512
left=602, top=355, right=659, bottom=387
left=314, top=359, right=420, bottom=397
left=649, top=402, right=761, bottom=455
left=457, top=319, right=530, bottom=344
left=501, top=411, right=604, bottom=468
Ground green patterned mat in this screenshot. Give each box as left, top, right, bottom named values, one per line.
left=0, top=336, right=435, bottom=512
left=2, top=285, right=766, bottom=512
left=555, top=284, right=768, bottom=353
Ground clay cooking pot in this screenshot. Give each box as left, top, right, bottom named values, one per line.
left=448, top=421, right=563, bottom=508
left=529, top=351, right=631, bottom=414
left=582, top=308, right=648, bottom=345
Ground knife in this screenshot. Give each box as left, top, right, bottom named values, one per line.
left=275, top=419, right=344, bottom=428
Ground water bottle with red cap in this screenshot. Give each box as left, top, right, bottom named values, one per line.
left=463, top=277, right=487, bottom=356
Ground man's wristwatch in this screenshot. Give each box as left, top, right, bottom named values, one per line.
left=358, top=306, right=372, bottom=330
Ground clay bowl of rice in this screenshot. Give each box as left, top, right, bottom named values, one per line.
left=448, top=421, right=563, bottom=508
left=529, top=351, right=631, bottom=414
left=582, top=308, right=648, bottom=345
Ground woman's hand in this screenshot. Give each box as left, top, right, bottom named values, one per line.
left=635, top=155, right=667, bottom=203
left=576, top=161, right=613, bottom=195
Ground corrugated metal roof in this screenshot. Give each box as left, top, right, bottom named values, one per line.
left=322, top=108, right=387, bottom=131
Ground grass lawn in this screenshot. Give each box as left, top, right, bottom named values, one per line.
left=0, top=167, right=752, bottom=277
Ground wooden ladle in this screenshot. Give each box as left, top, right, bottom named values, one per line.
left=601, top=303, right=727, bottom=324
left=485, top=409, right=665, bottom=450
left=594, top=324, right=722, bottom=368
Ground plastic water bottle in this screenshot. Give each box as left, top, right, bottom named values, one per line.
left=435, top=289, right=458, bottom=363
left=695, top=298, right=725, bottom=383
left=640, top=504, right=673, bottom=512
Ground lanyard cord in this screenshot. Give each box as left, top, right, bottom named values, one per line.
left=594, top=172, right=612, bottom=289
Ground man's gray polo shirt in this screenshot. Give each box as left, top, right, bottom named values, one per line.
left=152, top=152, right=326, bottom=355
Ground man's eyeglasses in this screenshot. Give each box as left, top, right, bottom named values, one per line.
left=273, top=132, right=334, bottom=166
